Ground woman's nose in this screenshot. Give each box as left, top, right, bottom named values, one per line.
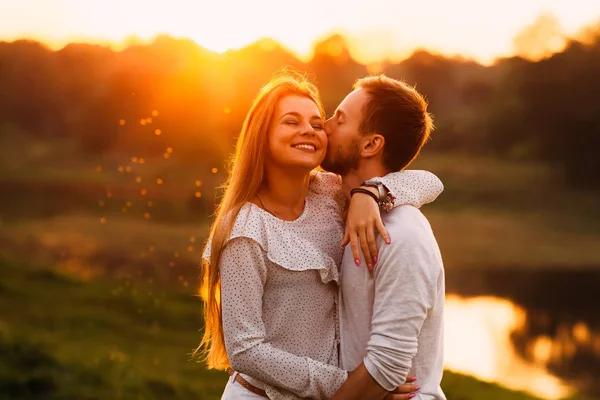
left=300, top=123, right=316, bottom=136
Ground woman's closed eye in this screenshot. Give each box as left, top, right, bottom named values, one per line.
left=312, top=124, right=324, bottom=131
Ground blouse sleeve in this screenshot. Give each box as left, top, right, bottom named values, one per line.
left=220, top=236, right=348, bottom=399
left=309, top=171, right=347, bottom=214
left=375, top=170, right=443, bottom=209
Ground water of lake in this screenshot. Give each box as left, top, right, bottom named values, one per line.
left=445, top=268, right=600, bottom=399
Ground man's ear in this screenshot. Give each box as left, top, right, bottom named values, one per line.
left=360, top=133, right=385, bottom=159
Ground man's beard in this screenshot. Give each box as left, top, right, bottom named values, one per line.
left=321, top=139, right=360, bottom=176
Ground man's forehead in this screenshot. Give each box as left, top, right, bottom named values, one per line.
left=337, top=88, right=367, bottom=116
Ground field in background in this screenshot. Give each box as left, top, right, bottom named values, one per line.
left=1, top=147, right=599, bottom=399
left=3, top=254, right=590, bottom=400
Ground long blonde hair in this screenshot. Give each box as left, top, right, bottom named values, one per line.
left=197, top=71, right=325, bottom=370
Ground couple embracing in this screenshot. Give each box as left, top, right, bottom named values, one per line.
left=198, top=70, right=446, bottom=400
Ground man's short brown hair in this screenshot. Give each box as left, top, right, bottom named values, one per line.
left=354, top=75, right=433, bottom=171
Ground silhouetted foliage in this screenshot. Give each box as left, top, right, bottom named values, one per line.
left=0, top=29, right=599, bottom=187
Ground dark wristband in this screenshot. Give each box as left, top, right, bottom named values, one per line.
left=350, top=187, right=379, bottom=204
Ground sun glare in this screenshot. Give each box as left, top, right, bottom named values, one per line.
left=2, top=0, right=598, bottom=64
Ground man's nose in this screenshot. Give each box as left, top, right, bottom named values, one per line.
left=324, top=118, right=334, bottom=135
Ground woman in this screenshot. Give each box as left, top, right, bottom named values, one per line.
left=199, top=72, right=439, bottom=399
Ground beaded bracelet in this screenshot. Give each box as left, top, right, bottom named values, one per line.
left=350, top=187, right=396, bottom=212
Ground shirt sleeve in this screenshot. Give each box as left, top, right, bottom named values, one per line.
left=220, top=236, right=348, bottom=399
left=375, top=170, right=444, bottom=209
left=362, top=210, right=443, bottom=390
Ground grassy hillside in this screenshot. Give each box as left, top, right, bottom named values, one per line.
left=1, top=254, right=586, bottom=400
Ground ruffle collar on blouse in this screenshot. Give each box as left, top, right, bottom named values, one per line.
left=202, top=201, right=340, bottom=284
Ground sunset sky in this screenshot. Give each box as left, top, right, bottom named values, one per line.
left=1, top=0, right=599, bottom=64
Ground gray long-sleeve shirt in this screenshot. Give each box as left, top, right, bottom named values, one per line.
left=339, top=204, right=446, bottom=400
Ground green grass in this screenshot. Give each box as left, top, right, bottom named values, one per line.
left=0, top=254, right=587, bottom=400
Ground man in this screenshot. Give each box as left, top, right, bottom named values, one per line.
left=323, top=75, right=446, bottom=400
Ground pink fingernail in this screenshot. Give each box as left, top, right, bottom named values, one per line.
left=355, top=259, right=360, bottom=266
left=415, top=386, right=420, bottom=391
left=409, top=394, right=415, bottom=399
left=367, top=263, right=373, bottom=271
left=385, top=238, right=391, bottom=244
left=373, top=256, right=378, bottom=264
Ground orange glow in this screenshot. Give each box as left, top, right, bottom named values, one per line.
left=444, top=295, right=572, bottom=399
left=211, top=168, right=218, bottom=174
left=155, top=129, right=162, bottom=136
left=119, top=119, right=126, bottom=126
left=1, top=1, right=598, bottom=65
left=195, top=192, right=202, bottom=198
left=152, top=110, right=159, bottom=117
left=195, top=180, right=202, bottom=186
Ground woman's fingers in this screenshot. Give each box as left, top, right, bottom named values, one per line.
left=391, top=383, right=418, bottom=394
left=366, top=223, right=378, bottom=265
left=341, top=230, right=350, bottom=247
left=349, top=231, right=361, bottom=266
left=375, top=216, right=391, bottom=245
left=359, top=227, right=373, bottom=268
left=384, top=394, right=415, bottom=400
